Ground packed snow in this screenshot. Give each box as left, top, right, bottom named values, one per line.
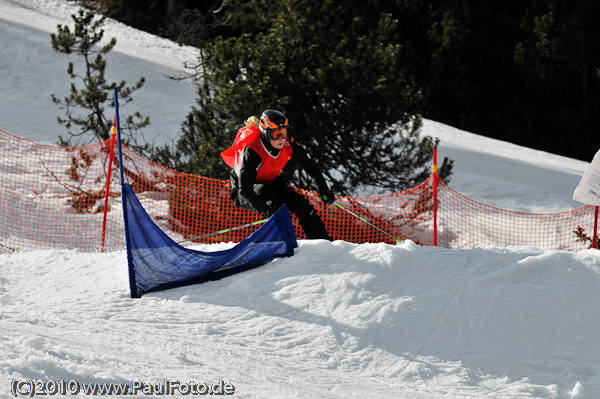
left=1, top=1, right=600, bottom=398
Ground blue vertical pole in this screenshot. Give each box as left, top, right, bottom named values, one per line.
left=114, top=89, right=139, bottom=298
left=115, top=90, right=126, bottom=187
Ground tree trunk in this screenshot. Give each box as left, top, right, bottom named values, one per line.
left=167, top=0, right=177, bottom=17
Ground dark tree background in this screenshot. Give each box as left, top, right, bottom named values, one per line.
left=413, top=0, right=600, bottom=163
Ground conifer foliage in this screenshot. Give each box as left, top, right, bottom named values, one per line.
left=50, top=9, right=150, bottom=155
left=172, top=0, right=453, bottom=195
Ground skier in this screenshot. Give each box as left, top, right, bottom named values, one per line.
left=221, top=109, right=335, bottom=240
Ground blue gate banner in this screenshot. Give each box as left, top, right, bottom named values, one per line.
left=122, top=184, right=298, bottom=297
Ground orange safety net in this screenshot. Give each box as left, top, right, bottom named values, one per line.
left=0, top=129, right=596, bottom=253
left=435, top=176, right=598, bottom=250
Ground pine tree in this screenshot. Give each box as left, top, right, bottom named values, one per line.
left=50, top=8, right=150, bottom=154
left=172, top=0, right=453, bottom=195
left=513, top=0, right=600, bottom=161
left=574, top=226, right=600, bottom=249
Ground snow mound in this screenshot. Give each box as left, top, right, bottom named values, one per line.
left=2, top=240, right=600, bottom=398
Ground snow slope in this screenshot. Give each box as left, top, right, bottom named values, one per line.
left=1, top=1, right=600, bottom=398
left=0, top=0, right=198, bottom=146
left=2, top=242, right=600, bottom=398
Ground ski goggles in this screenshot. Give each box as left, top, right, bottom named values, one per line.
left=268, top=128, right=288, bottom=140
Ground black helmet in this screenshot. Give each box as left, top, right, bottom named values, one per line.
left=259, top=109, right=289, bottom=140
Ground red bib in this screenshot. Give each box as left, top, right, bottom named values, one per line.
left=221, top=126, right=292, bottom=184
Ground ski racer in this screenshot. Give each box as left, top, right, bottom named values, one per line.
left=221, top=109, right=335, bottom=240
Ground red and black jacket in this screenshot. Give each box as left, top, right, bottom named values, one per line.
left=221, top=126, right=328, bottom=213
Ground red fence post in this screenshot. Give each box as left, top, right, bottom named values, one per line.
left=100, top=119, right=117, bottom=252
left=432, top=146, right=438, bottom=246
left=593, top=206, right=599, bottom=249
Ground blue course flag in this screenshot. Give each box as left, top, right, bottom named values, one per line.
left=122, top=184, right=297, bottom=298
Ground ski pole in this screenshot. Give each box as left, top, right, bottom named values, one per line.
left=332, top=201, right=402, bottom=244
left=177, top=218, right=268, bottom=244
left=0, top=243, right=19, bottom=253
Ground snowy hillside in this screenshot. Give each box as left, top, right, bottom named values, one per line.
left=1, top=1, right=600, bottom=398
left=2, top=242, right=600, bottom=398
left=0, top=0, right=197, bottom=146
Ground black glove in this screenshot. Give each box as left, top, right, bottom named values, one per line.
left=320, top=191, right=335, bottom=205
left=260, top=199, right=280, bottom=218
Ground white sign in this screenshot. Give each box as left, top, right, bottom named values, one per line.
left=573, top=148, right=600, bottom=206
